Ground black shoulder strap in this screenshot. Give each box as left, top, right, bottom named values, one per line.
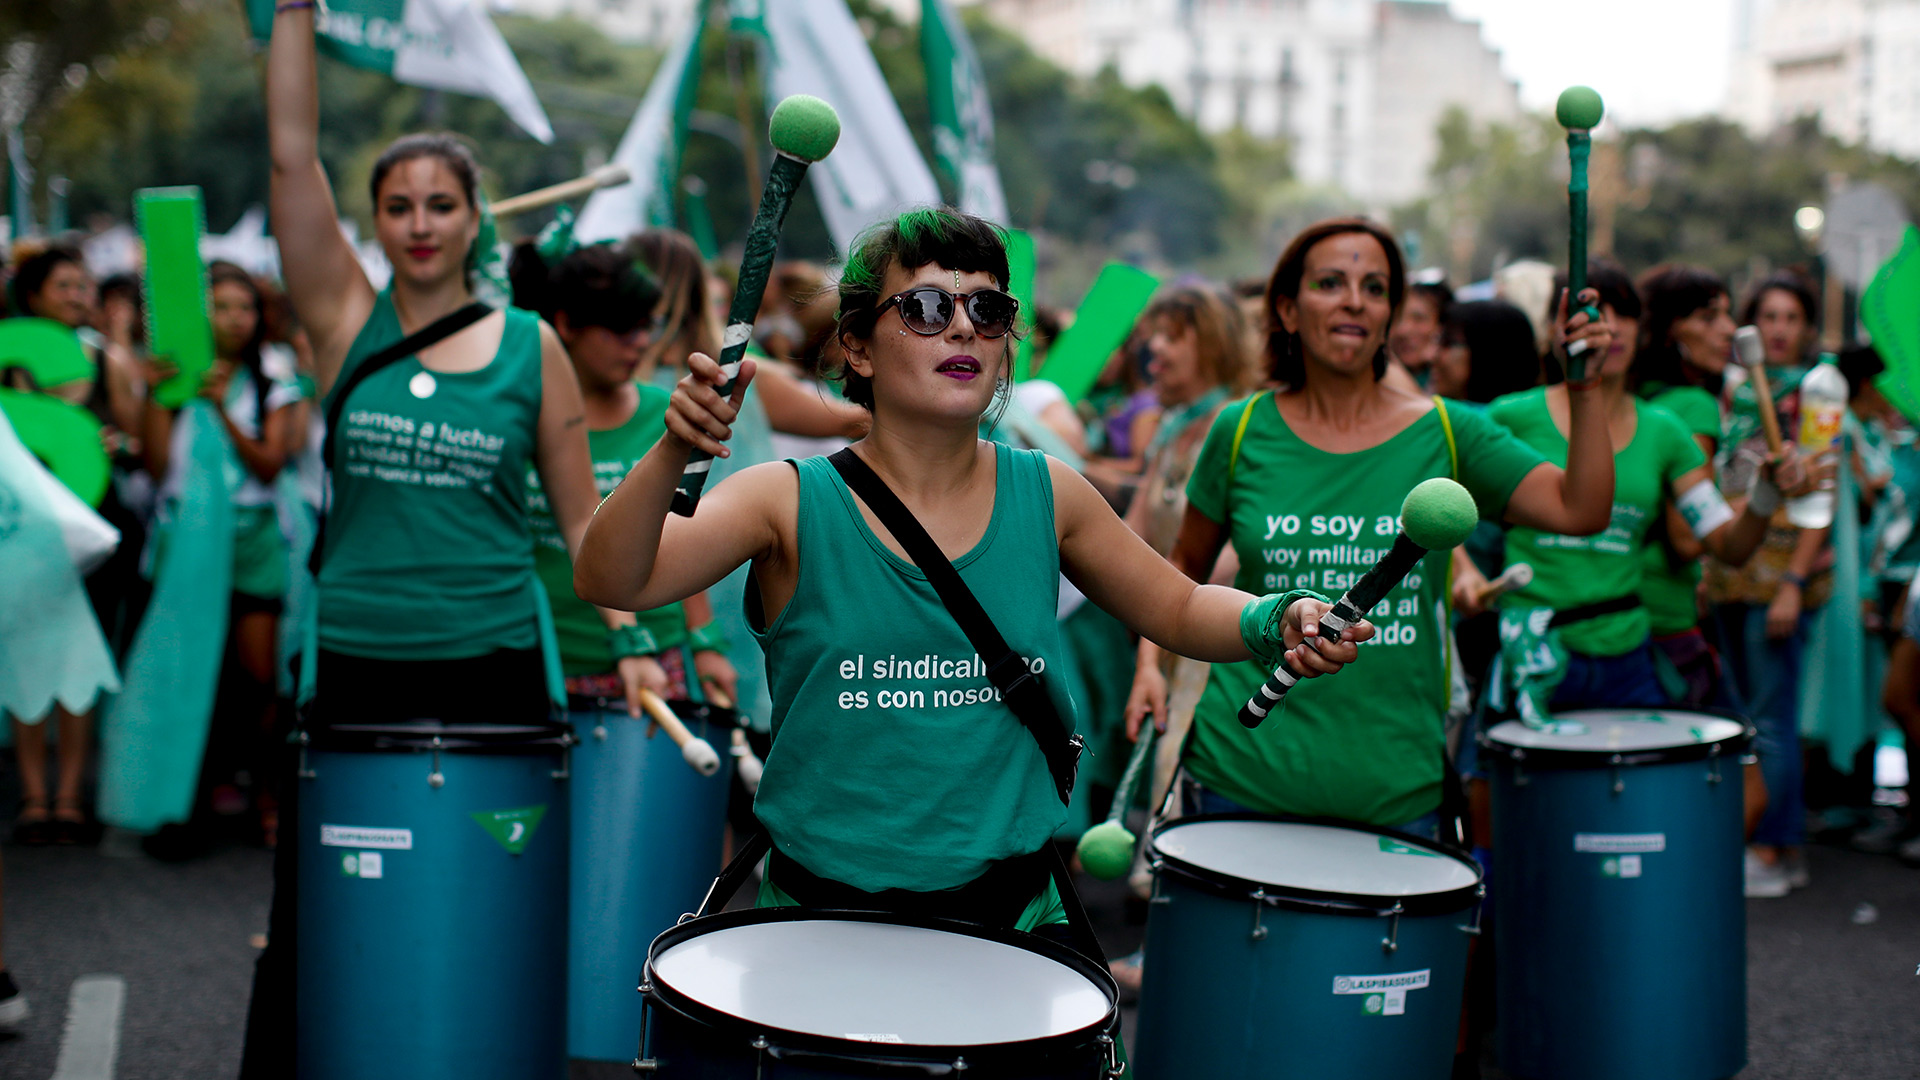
left=827, top=448, right=1081, bottom=806
left=310, top=302, right=493, bottom=575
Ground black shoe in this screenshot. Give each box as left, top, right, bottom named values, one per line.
left=9, top=804, right=52, bottom=847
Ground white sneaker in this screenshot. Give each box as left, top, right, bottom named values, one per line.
left=0, top=970, right=27, bottom=1034
left=1744, top=850, right=1790, bottom=898
left=1898, top=834, right=1920, bottom=867
left=1782, top=850, right=1811, bottom=890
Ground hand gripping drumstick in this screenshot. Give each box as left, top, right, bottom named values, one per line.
left=1473, top=562, right=1534, bottom=607
left=1076, top=723, right=1156, bottom=880
left=672, top=95, right=842, bottom=516
left=1239, top=478, right=1480, bottom=729
left=1733, top=325, right=1786, bottom=456
left=1556, top=86, right=1606, bottom=382
left=636, top=688, right=722, bottom=776
left=488, top=164, right=631, bottom=219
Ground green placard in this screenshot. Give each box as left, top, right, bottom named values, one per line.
left=1006, top=228, right=1037, bottom=381
left=1862, top=225, right=1920, bottom=425
left=0, top=387, right=110, bottom=506
left=470, top=804, right=548, bottom=855
left=135, top=187, right=214, bottom=409
left=1036, top=262, right=1159, bottom=403
left=0, top=318, right=94, bottom=390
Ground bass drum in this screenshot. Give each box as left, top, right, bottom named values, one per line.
left=637, top=908, right=1121, bottom=1078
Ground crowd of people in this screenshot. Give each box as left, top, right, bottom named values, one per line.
left=1, top=6, right=1916, bottom=1068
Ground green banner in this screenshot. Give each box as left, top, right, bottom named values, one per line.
left=921, top=0, right=1007, bottom=221
left=1861, top=224, right=1920, bottom=425
left=470, top=804, right=548, bottom=855
left=1006, top=228, right=1037, bottom=381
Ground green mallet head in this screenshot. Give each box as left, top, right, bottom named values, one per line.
left=1555, top=86, right=1605, bottom=132
left=1077, top=820, right=1137, bottom=881
left=1400, top=477, right=1479, bottom=551
left=769, top=95, right=842, bottom=163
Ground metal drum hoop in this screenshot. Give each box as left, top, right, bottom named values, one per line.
left=1477, top=707, right=1754, bottom=772
left=1148, top=812, right=1483, bottom=919
left=302, top=719, right=575, bottom=756
left=641, top=906, right=1120, bottom=1071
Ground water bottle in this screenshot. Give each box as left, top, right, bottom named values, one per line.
left=1787, top=361, right=1847, bottom=529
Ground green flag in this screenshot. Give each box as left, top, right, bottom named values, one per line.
left=1862, top=224, right=1920, bottom=424
left=246, top=0, right=552, bottom=142
left=920, top=0, right=1007, bottom=222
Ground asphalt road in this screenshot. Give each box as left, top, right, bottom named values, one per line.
left=1, top=824, right=1915, bottom=1078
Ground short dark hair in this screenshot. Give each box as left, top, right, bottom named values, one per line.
left=1838, top=343, right=1884, bottom=399
left=834, top=207, right=1013, bottom=412
left=368, top=133, right=482, bottom=209
left=1407, top=278, right=1454, bottom=318
left=1633, top=263, right=1723, bottom=395
left=1739, top=269, right=1819, bottom=330
left=1544, top=260, right=1640, bottom=385
left=1446, top=299, right=1541, bottom=403
left=509, top=240, right=661, bottom=338
left=1263, top=218, right=1406, bottom=387
left=11, top=245, right=86, bottom=318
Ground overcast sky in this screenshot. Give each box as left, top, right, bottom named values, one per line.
left=1447, top=0, right=1740, bottom=128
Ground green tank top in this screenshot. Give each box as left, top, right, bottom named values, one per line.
left=528, top=383, right=686, bottom=674
left=1637, top=385, right=1722, bottom=635
left=318, top=294, right=543, bottom=659
left=751, top=444, right=1075, bottom=893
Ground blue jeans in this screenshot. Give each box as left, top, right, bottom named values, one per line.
left=1550, top=643, right=1672, bottom=710
left=1180, top=781, right=1441, bottom=841
left=1715, top=603, right=1807, bottom=848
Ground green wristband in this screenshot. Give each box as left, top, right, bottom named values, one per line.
left=1239, top=588, right=1333, bottom=668
left=609, top=624, right=660, bottom=659
left=689, top=622, right=731, bottom=655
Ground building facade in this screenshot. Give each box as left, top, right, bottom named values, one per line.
left=1730, top=0, right=1920, bottom=161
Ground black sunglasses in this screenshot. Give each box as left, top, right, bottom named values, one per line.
left=875, top=287, right=1020, bottom=339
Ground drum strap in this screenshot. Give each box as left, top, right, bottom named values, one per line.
left=828, top=448, right=1082, bottom=806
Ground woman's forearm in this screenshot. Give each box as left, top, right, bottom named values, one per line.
left=575, top=435, right=689, bottom=608
left=1559, top=386, right=1615, bottom=534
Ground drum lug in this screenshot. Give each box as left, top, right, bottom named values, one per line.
left=552, top=742, right=572, bottom=781
left=1511, top=748, right=1528, bottom=787
left=428, top=737, right=446, bottom=789
left=952, top=1055, right=968, bottom=1072
left=629, top=1060, right=658, bottom=1074
left=1099, top=1033, right=1126, bottom=1076
left=752, top=1035, right=769, bottom=1080
left=1457, top=885, right=1486, bottom=937
left=1609, top=754, right=1624, bottom=796
left=593, top=724, right=609, bottom=742
left=1149, top=859, right=1169, bottom=905
left=1249, top=889, right=1269, bottom=941
left=295, top=730, right=315, bottom=780
left=1381, top=902, right=1404, bottom=954
left=1707, top=743, right=1724, bottom=784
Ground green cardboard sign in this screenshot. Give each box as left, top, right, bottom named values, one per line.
left=1034, top=262, right=1159, bottom=403
left=1862, top=225, right=1920, bottom=425
left=470, top=804, right=548, bottom=855
left=0, top=318, right=94, bottom=390
left=1005, top=228, right=1037, bottom=381
left=0, top=387, right=110, bottom=506
left=135, top=187, right=214, bottom=409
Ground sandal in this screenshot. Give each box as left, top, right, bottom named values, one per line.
left=50, top=799, right=94, bottom=847
left=11, top=800, right=52, bottom=846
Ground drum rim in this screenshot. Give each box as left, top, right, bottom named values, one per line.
left=1479, top=706, right=1754, bottom=769
left=303, top=720, right=573, bottom=754
left=1148, top=812, right=1484, bottom=917
left=642, top=906, right=1120, bottom=1063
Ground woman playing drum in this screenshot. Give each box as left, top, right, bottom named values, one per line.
left=577, top=207, right=1370, bottom=940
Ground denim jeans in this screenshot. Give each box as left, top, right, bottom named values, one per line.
left=1714, top=603, right=1807, bottom=848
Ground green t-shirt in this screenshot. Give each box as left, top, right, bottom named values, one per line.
left=1183, top=394, right=1546, bottom=825
left=318, top=295, right=543, bottom=659
left=527, top=383, right=687, bottom=675
left=1637, top=384, right=1721, bottom=635
left=1490, top=387, right=1706, bottom=657
left=751, top=444, right=1075, bottom=893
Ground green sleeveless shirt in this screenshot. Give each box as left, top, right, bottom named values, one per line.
left=752, top=444, right=1076, bottom=893
left=318, top=295, right=543, bottom=659
left=527, top=382, right=687, bottom=674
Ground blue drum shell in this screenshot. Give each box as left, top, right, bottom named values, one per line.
left=297, top=741, right=570, bottom=1080
left=568, top=705, right=732, bottom=1062
left=1135, top=817, right=1479, bottom=1080
left=1487, top=724, right=1747, bottom=1080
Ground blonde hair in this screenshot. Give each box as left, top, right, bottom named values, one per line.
left=1143, top=285, right=1256, bottom=395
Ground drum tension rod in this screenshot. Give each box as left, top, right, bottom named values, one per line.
left=1707, top=743, right=1724, bottom=785
left=1099, top=1033, right=1126, bottom=1077
left=1609, top=754, right=1624, bottom=796
left=1457, top=886, right=1486, bottom=937
left=428, top=737, right=446, bottom=789
left=1511, top=748, right=1529, bottom=787
left=294, top=730, right=315, bottom=780
left=1381, top=902, right=1405, bottom=954
left=1148, top=860, right=1169, bottom=906
left=1249, top=889, right=1269, bottom=941
left=552, top=737, right=572, bottom=781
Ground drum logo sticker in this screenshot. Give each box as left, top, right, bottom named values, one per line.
left=1573, top=833, right=1665, bottom=853
left=340, top=852, right=384, bottom=879
left=1378, top=837, right=1442, bottom=858
left=320, top=825, right=413, bottom=850
left=1600, top=855, right=1642, bottom=878
left=845, top=1034, right=904, bottom=1043
left=1332, top=970, right=1429, bottom=1016
left=471, top=805, right=547, bottom=855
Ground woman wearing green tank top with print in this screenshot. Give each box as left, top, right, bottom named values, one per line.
left=577, top=207, right=1374, bottom=940
left=1125, top=218, right=1617, bottom=841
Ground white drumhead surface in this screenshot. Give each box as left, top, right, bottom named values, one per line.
left=1152, top=820, right=1479, bottom=897
left=1487, top=710, right=1744, bottom=753
left=653, top=920, right=1110, bottom=1045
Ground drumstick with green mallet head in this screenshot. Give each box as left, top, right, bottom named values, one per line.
left=672, top=94, right=842, bottom=516
left=1239, top=478, right=1480, bottom=728
left=1557, top=85, right=1605, bottom=383
left=1076, top=721, right=1157, bottom=881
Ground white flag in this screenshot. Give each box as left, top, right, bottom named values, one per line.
left=575, top=10, right=704, bottom=243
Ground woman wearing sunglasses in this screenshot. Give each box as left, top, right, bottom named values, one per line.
left=577, top=207, right=1372, bottom=938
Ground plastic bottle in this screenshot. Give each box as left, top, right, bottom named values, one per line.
left=1786, top=360, right=1847, bottom=529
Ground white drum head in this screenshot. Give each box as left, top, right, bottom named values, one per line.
left=1487, top=710, right=1745, bottom=754
left=652, top=920, right=1110, bottom=1045
left=1151, top=819, right=1480, bottom=897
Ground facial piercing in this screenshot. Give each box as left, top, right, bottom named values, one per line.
left=953, top=268, right=961, bottom=290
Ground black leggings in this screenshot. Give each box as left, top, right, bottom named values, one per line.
left=238, top=648, right=549, bottom=1078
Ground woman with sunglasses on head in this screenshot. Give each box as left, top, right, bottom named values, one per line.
left=243, top=9, right=600, bottom=1071
left=1127, top=219, right=1612, bottom=855
left=577, top=207, right=1371, bottom=941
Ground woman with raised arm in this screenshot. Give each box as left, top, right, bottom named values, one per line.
left=576, top=207, right=1371, bottom=941
left=242, top=7, right=599, bottom=1073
